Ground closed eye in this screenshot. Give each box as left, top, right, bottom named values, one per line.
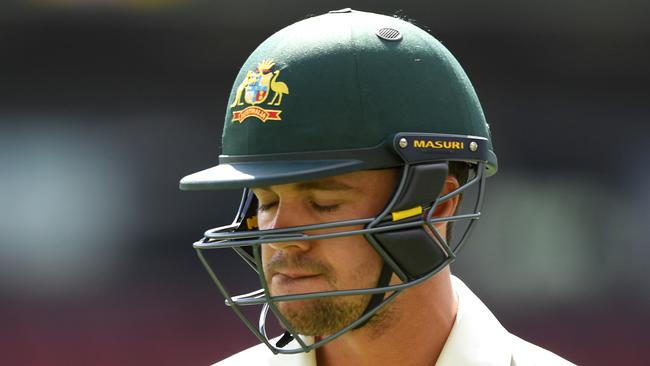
left=310, top=201, right=340, bottom=213
left=257, top=201, right=278, bottom=212
left=257, top=200, right=340, bottom=213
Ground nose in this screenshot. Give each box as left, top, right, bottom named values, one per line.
left=267, top=239, right=310, bottom=251
left=263, top=201, right=311, bottom=252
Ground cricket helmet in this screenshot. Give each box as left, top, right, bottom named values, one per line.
left=180, top=9, right=497, bottom=354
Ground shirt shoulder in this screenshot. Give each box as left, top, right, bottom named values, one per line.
left=437, top=276, right=575, bottom=366
left=509, top=335, right=576, bottom=366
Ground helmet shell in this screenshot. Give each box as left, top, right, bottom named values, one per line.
left=181, top=9, right=497, bottom=190
left=224, top=10, right=493, bottom=156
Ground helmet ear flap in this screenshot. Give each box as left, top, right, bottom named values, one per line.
left=391, top=163, right=448, bottom=212
left=371, top=163, right=450, bottom=280
left=373, top=228, right=447, bottom=280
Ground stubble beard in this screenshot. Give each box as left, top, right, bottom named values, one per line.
left=276, top=294, right=372, bottom=336
left=265, top=252, right=382, bottom=336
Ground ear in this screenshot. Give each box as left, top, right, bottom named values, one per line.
left=431, top=175, right=460, bottom=219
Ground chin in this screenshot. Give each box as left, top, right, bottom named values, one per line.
left=271, top=295, right=366, bottom=336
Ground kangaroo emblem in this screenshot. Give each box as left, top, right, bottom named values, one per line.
left=230, top=59, right=289, bottom=107
left=231, top=59, right=289, bottom=123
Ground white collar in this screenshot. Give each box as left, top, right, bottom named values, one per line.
left=435, top=276, right=512, bottom=366
left=268, top=336, right=316, bottom=366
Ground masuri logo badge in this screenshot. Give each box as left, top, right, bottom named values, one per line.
left=231, top=59, right=289, bottom=123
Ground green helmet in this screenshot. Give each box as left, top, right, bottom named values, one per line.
left=180, top=9, right=497, bottom=354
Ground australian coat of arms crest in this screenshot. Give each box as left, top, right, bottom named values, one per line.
left=231, top=59, right=289, bottom=123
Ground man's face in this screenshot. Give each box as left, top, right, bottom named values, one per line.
left=252, top=169, right=400, bottom=336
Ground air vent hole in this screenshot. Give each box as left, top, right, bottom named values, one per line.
left=376, top=28, right=402, bottom=41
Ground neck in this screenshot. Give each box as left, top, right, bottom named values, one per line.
left=316, top=269, right=458, bottom=366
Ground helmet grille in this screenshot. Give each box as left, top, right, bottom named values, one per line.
left=376, top=27, right=402, bottom=41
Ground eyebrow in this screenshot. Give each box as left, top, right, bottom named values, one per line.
left=295, top=180, right=357, bottom=191
left=256, top=180, right=358, bottom=192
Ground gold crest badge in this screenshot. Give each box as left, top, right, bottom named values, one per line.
left=231, top=59, right=289, bottom=123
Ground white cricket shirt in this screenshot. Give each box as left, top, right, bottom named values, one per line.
left=213, top=276, right=574, bottom=365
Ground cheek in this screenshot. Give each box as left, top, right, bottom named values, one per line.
left=325, top=235, right=383, bottom=287
left=256, top=211, right=275, bottom=230
left=261, top=245, right=275, bottom=274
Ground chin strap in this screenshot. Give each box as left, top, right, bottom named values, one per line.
left=276, top=331, right=294, bottom=348
left=352, top=263, right=393, bottom=329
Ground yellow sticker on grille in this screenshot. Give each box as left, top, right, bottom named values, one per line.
left=391, top=206, right=423, bottom=221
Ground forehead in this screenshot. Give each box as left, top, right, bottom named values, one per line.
left=253, top=169, right=399, bottom=193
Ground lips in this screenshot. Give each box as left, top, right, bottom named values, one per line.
left=275, top=270, right=320, bottom=279
left=271, top=271, right=324, bottom=289
left=272, top=272, right=321, bottom=283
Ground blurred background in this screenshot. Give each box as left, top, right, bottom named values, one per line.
left=1, top=0, right=649, bottom=365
